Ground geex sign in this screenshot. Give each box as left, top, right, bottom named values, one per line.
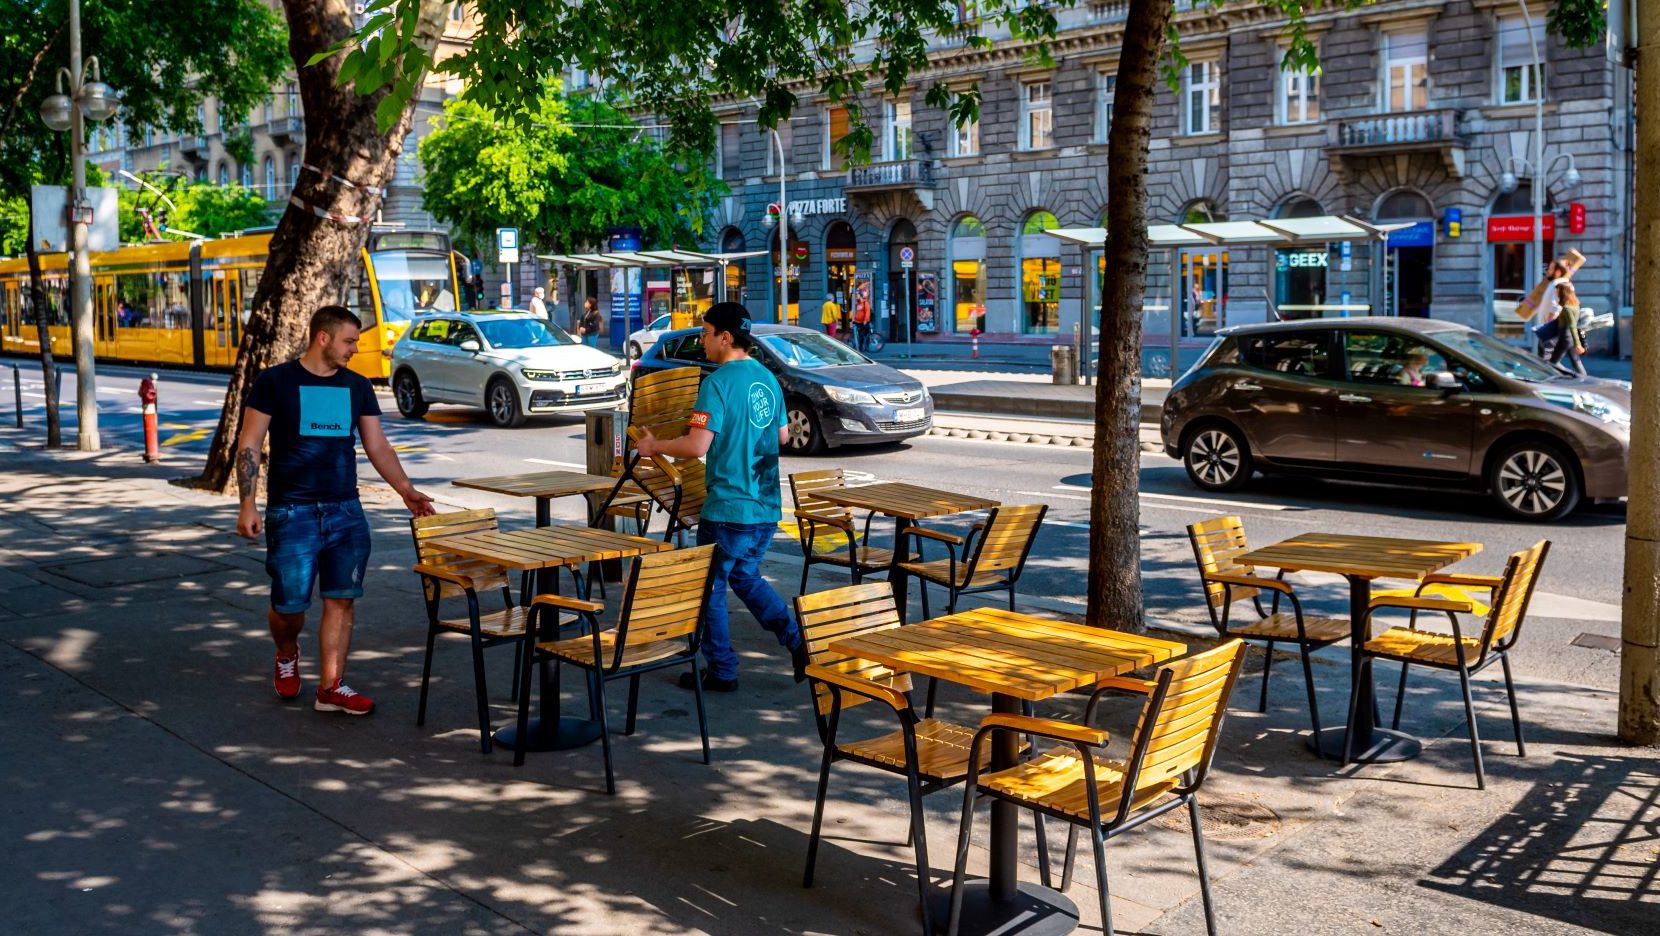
left=1276, top=248, right=1329, bottom=270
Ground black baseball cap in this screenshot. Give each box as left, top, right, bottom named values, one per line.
left=703, top=302, right=755, bottom=347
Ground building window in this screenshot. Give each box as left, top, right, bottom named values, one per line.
left=1383, top=28, right=1429, bottom=112
left=285, top=83, right=298, bottom=117
left=1019, top=210, right=1060, bottom=334
left=450, top=2, right=464, bottom=20
left=1020, top=81, right=1053, bottom=150
left=1497, top=16, right=1545, bottom=104
left=568, top=67, right=590, bottom=90
left=195, top=104, right=205, bottom=133
left=143, top=126, right=153, bottom=148
left=951, top=114, right=979, bottom=157
left=949, top=216, right=987, bottom=332
left=717, top=122, right=741, bottom=179
left=1276, top=51, right=1320, bottom=125
left=957, top=0, right=981, bottom=23
left=289, top=158, right=300, bottom=189
left=263, top=98, right=274, bottom=124
left=823, top=105, right=850, bottom=170
left=240, top=162, right=252, bottom=188
left=1272, top=197, right=1328, bottom=317
left=1182, top=61, right=1221, bottom=135
left=1093, top=72, right=1117, bottom=144
left=264, top=156, right=276, bottom=197
left=217, top=163, right=229, bottom=186
left=886, top=99, right=913, bottom=161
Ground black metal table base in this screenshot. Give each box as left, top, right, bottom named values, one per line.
left=495, top=717, right=603, bottom=753
left=1306, top=726, right=1422, bottom=764
left=928, top=881, right=1080, bottom=936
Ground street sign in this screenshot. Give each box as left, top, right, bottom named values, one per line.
left=901, top=260, right=913, bottom=269
left=497, top=227, right=519, bottom=264
left=1339, top=240, right=1353, bottom=272
left=899, top=246, right=915, bottom=264
left=499, top=247, right=520, bottom=264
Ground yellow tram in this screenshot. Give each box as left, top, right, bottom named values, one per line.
left=0, top=229, right=465, bottom=380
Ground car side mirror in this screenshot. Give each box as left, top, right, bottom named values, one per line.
left=459, top=339, right=481, bottom=353
left=1431, top=371, right=1462, bottom=391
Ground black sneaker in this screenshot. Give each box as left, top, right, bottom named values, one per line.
left=679, top=670, right=739, bottom=693
left=790, top=641, right=810, bottom=684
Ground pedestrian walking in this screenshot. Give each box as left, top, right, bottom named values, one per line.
left=577, top=297, right=602, bottom=347
left=528, top=286, right=549, bottom=321
left=234, top=305, right=435, bottom=715
left=820, top=295, right=843, bottom=337
left=1528, top=259, right=1571, bottom=357
left=634, top=302, right=808, bottom=692
left=1547, top=281, right=1589, bottom=376
left=851, top=288, right=872, bottom=351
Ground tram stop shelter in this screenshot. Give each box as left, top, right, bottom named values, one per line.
left=1046, top=215, right=1410, bottom=381
left=537, top=249, right=768, bottom=339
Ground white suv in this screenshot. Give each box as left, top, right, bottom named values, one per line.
left=391, top=311, right=628, bottom=428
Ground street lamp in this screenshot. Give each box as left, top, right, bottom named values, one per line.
left=1511, top=0, right=1583, bottom=283
left=760, top=128, right=803, bottom=325
left=37, top=0, right=117, bottom=451
left=1499, top=152, right=1581, bottom=279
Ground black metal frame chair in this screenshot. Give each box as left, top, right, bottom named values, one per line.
left=787, top=468, right=891, bottom=593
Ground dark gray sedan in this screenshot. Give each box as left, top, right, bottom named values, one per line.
left=633, top=324, right=933, bottom=454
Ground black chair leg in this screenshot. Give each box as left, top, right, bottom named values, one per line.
left=1393, top=661, right=1411, bottom=730
left=416, top=624, right=438, bottom=726
left=1258, top=639, right=1275, bottom=713
left=1188, top=795, right=1219, bottom=936
left=1500, top=653, right=1526, bottom=757
left=1457, top=665, right=1486, bottom=790
left=469, top=633, right=492, bottom=755
left=512, top=648, right=540, bottom=768
left=1033, top=811, right=1052, bottom=889
left=624, top=674, right=642, bottom=736
left=1061, top=826, right=1079, bottom=892
left=691, top=659, right=711, bottom=765
left=904, top=768, right=934, bottom=936
left=1091, top=821, right=1115, bottom=936
left=945, top=782, right=978, bottom=936
left=798, top=555, right=811, bottom=596
left=803, top=743, right=835, bottom=888
left=594, top=671, right=616, bottom=795
left=1298, top=642, right=1323, bottom=757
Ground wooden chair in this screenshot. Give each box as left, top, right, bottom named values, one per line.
left=788, top=469, right=893, bottom=593
left=1348, top=540, right=1550, bottom=789
left=514, top=544, right=718, bottom=793
left=944, top=639, right=1247, bottom=936
left=628, top=454, right=706, bottom=543
left=410, top=509, right=540, bottom=754
left=897, top=503, right=1049, bottom=619
left=597, top=365, right=701, bottom=540
left=795, top=582, right=1046, bottom=936
left=1187, top=515, right=1350, bottom=755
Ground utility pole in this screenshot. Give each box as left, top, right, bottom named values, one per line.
left=1621, top=0, right=1659, bottom=745
left=67, top=0, right=98, bottom=450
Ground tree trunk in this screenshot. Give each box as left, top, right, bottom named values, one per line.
left=1087, top=0, right=1173, bottom=635
left=25, top=214, right=61, bottom=449
left=1620, top=0, right=1660, bottom=745
left=197, top=0, right=450, bottom=493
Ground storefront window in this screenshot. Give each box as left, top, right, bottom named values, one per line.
left=825, top=221, right=858, bottom=312
left=1019, top=211, right=1060, bottom=334
left=769, top=228, right=804, bottom=324
left=720, top=228, right=747, bottom=303
left=1273, top=198, right=1327, bottom=319
left=1376, top=190, right=1434, bottom=318
left=949, top=215, right=986, bottom=331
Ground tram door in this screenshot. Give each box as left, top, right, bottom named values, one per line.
left=1, top=282, right=18, bottom=346
left=94, top=277, right=119, bottom=358
left=204, top=271, right=241, bottom=367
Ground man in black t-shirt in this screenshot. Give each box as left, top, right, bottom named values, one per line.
left=236, top=305, right=434, bottom=715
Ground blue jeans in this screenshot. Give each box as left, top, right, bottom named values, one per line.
left=584, top=334, right=599, bottom=347
left=696, top=520, right=800, bottom=681
left=264, top=500, right=372, bottom=614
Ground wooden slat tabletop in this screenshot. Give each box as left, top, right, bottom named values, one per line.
left=829, top=607, right=1186, bottom=701
left=1239, top=533, right=1482, bottom=581
left=452, top=471, right=619, bottom=500
left=429, top=525, right=671, bottom=571
left=811, top=481, right=1000, bottom=521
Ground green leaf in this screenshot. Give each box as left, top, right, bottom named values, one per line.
left=375, top=90, right=406, bottom=134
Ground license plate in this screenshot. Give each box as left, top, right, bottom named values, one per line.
left=896, top=407, right=925, bottom=423
left=574, top=384, right=584, bottom=394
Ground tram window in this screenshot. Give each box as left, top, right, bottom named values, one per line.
left=370, top=251, right=457, bottom=322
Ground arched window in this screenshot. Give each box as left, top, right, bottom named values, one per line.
left=719, top=227, right=747, bottom=304
left=949, top=215, right=987, bottom=332
left=1179, top=200, right=1223, bottom=224
left=1376, top=190, right=1433, bottom=220
left=217, top=163, right=229, bottom=186
left=1375, top=190, right=1436, bottom=317
left=824, top=220, right=858, bottom=311
left=289, top=156, right=300, bottom=189
left=1019, top=210, right=1060, bottom=334
left=239, top=162, right=252, bottom=188
left=264, top=156, right=276, bottom=197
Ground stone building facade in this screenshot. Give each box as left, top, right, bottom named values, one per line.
left=697, top=0, right=1634, bottom=360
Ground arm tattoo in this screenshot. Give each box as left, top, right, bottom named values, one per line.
left=235, top=447, right=260, bottom=500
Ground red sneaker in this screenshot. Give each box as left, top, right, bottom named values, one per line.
left=314, top=679, right=375, bottom=716
left=274, top=652, right=301, bottom=700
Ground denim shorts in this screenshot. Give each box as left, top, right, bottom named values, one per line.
left=264, top=499, right=373, bottom=614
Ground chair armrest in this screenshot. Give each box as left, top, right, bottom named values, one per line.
left=1368, top=595, right=1473, bottom=615
left=806, top=664, right=908, bottom=712
left=981, top=713, right=1109, bottom=748
left=625, top=425, right=684, bottom=485
left=531, top=594, right=606, bottom=615
left=899, top=526, right=965, bottom=547
left=413, top=563, right=484, bottom=591
left=795, top=510, right=854, bottom=533
left=1421, top=572, right=1503, bottom=592
left=1093, top=675, right=1155, bottom=695
left=1207, top=571, right=1293, bottom=595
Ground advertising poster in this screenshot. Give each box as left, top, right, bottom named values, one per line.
left=915, top=272, right=939, bottom=333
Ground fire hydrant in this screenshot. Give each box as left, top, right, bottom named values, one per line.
left=970, top=327, right=981, bottom=360
left=139, top=374, right=159, bottom=463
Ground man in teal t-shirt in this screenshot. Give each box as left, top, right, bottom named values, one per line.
left=636, top=303, right=806, bottom=692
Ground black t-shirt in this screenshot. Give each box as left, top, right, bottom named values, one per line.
left=246, top=360, right=381, bottom=507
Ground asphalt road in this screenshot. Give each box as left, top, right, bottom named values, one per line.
left=11, top=360, right=1628, bottom=691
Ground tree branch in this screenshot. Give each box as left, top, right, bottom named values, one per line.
left=0, top=24, right=67, bottom=159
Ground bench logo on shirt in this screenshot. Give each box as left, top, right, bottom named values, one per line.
left=747, top=382, right=776, bottom=430
left=298, top=386, right=353, bottom=437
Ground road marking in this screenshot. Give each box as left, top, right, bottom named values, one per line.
left=1052, top=484, right=1298, bottom=512
left=524, top=458, right=589, bottom=470
left=391, top=443, right=428, bottom=453
left=191, top=399, right=224, bottom=407
left=162, top=427, right=211, bottom=446
left=1019, top=490, right=1090, bottom=502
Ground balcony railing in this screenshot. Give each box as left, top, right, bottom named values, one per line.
left=1326, top=108, right=1468, bottom=179
left=846, top=159, right=934, bottom=192
left=266, top=115, right=303, bottom=141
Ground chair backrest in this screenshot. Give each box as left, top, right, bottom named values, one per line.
left=621, top=366, right=703, bottom=462
left=1187, top=516, right=1259, bottom=610
left=611, top=544, right=718, bottom=667
left=409, top=508, right=508, bottom=600
left=789, top=468, right=853, bottom=522
left=1119, top=639, right=1246, bottom=816
left=966, top=504, right=1047, bottom=577
left=634, top=457, right=706, bottom=529
left=1480, top=539, right=1550, bottom=652
left=794, top=581, right=915, bottom=720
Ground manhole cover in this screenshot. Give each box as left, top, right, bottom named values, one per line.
left=1152, top=792, right=1281, bottom=841
left=1571, top=633, right=1621, bottom=653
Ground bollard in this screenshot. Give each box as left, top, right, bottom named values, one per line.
left=11, top=365, right=20, bottom=428
left=139, top=373, right=160, bottom=462
left=971, top=327, right=980, bottom=360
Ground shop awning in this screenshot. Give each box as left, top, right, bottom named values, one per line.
left=1045, top=215, right=1406, bottom=249
left=535, top=249, right=770, bottom=268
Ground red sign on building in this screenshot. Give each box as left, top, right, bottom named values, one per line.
left=1569, top=202, right=1587, bottom=234
left=1486, top=215, right=1557, bottom=242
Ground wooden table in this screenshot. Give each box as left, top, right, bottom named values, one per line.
left=453, top=470, right=619, bottom=527
left=812, top=482, right=1001, bottom=610
left=830, top=608, right=1186, bottom=936
left=430, top=524, right=671, bottom=752
left=1238, top=533, right=1481, bottom=764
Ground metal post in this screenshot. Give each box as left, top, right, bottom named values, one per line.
left=68, top=0, right=98, bottom=450
left=1519, top=0, right=1546, bottom=282
left=774, top=130, right=789, bottom=326
left=11, top=364, right=20, bottom=428
left=902, top=270, right=912, bottom=360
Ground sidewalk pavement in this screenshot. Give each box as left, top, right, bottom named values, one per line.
left=1, top=437, right=1655, bottom=935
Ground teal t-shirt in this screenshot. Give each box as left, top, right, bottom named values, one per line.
left=690, top=356, right=786, bottom=524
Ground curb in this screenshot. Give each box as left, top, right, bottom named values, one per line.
left=926, top=417, right=1164, bottom=453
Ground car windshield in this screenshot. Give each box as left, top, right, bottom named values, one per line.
left=477, top=317, right=576, bottom=349
left=648, top=315, right=671, bottom=330
left=1433, top=329, right=1561, bottom=383
left=758, top=331, right=868, bottom=369
left=370, top=251, right=456, bottom=323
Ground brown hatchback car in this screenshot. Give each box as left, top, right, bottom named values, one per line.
left=1161, top=317, right=1629, bottom=521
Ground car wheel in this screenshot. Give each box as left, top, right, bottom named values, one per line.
left=785, top=402, right=825, bottom=455
left=1489, top=441, right=1580, bottom=521
left=486, top=378, right=527, bottom=429
left=626, top=341, right=644, bottom=361
left=392, top=370, right=428, bottom=419
left=1183, top=422, right=1252, bottom=492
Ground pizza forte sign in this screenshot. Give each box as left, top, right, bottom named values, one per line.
left=788, top=197, right=847, bottom=217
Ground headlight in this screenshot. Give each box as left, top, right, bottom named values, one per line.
left=826, top=386, right=878, bottom=405
left=610, top=360, right=626, bottom=375
left=1537, top=390, right=1632, bottom=427
left=521, top=369, right=560, bottom=381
